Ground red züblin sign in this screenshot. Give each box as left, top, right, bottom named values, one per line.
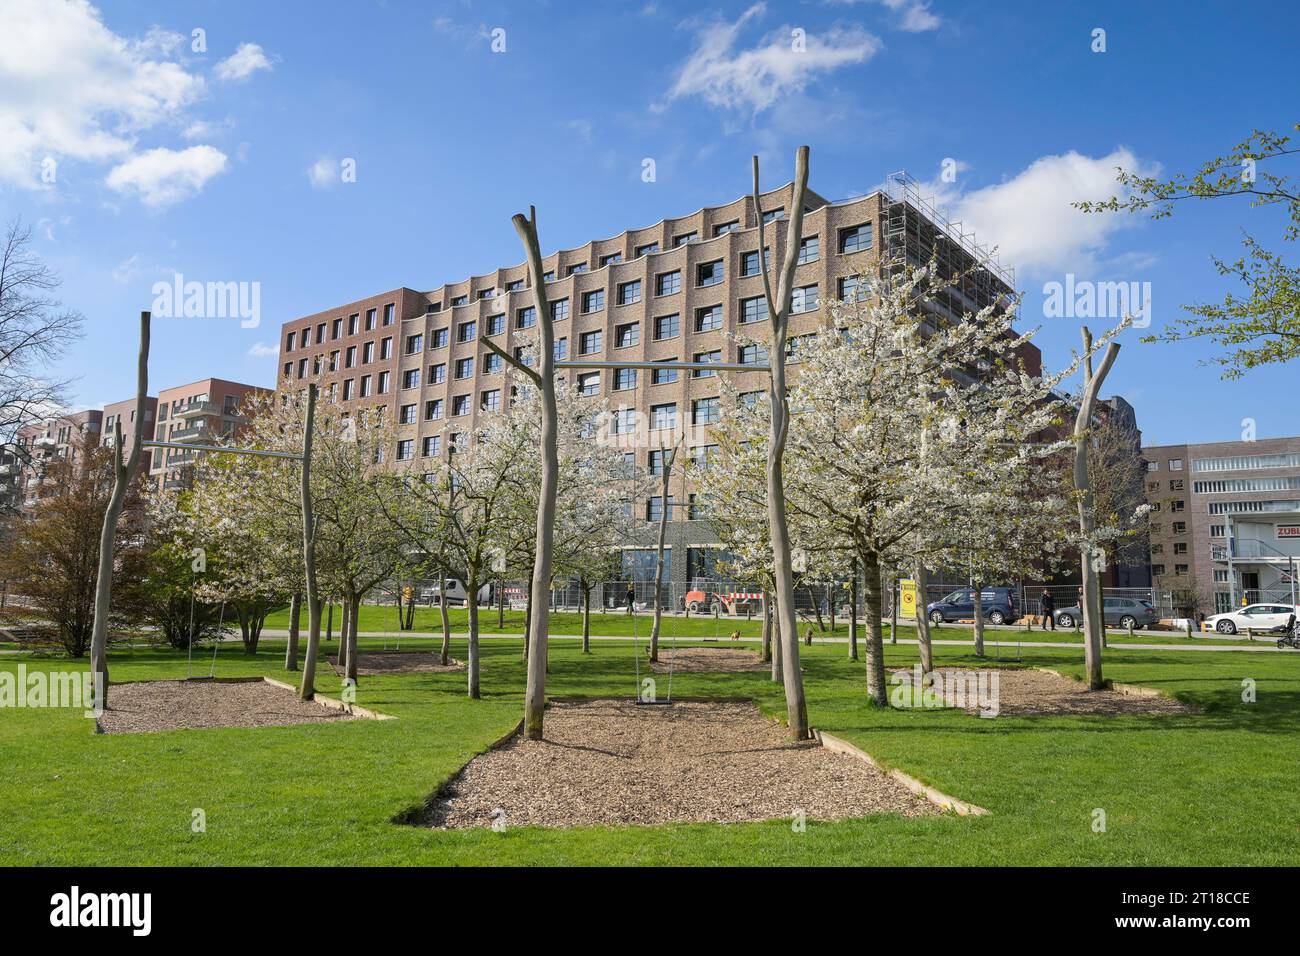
left=1278, top=524, right=1300, bottom=538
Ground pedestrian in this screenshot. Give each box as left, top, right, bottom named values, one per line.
left=626, top=582, right=636, bottom=613
left=1040, top=589, right=1056, bottom=631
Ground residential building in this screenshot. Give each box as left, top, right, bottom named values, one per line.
left=14, top=409, right=103, bottom=506
left=1143, top=435, right=1300, bottom=613
left=150, top=379, right=269, bottom=491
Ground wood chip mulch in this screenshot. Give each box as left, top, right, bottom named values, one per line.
left=649, top=646, right=768, bottom=673
left=329, top=651, right=465, bottom=676
left=891, top=666, right=1195, bottom=717
left=423, top=698, right=938, bottom=829
left=95, top=679, right=359, bottom=734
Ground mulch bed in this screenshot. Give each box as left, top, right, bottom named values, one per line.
left=890, top=666, right=1195, bottom=717
left=329, top=651, right=465, bottom=676
left=96, top=679, right=359, bottom=734
left=649, top=646, right=768, bottom=673
left=422, top=698, right=939, bottom=829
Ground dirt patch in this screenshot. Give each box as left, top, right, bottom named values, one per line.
left=96, top=679, right=360, bottom=734
left=422, top=698, right=939, bottom=829
left=649, top=646, right=767, bottom=673
left=329, top=651, right=465, bottom=676
left=890, top=666, right=1194, bottom=717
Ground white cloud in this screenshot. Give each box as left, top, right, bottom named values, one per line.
left=0, top=0, right=205, bottom=187
left=247, top=342, right=279, bottom=358
left=660, top=3, right=881, bottom=115
left=105, top=145, right=228, bottom=207
left=918, top=149, right=1156, bottom=279
left=307, top=157, right=339, bottom=189
left=214, top=42, right=272, bottom=82
left=826, top=0, right=942, bottom=32
left=182, top=117, right=234, bottom=140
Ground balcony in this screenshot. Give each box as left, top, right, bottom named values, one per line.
left=32, top=436, right=56, bottom=449
left=175, top=401, right=246, bottom=421
left=168, top=423, right=211, bottom=443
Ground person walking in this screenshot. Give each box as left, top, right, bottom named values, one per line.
left=1040, top=589, right=1056, bottom=631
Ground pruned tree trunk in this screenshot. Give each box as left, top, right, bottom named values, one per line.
left=345, top=592, right=360, bottom=684
left=581, top=580, right=592, bottom=654
left=761, top=589, right=773, bottom=662
left=972, top=580, right=986, bottom=657
left=771, top=600, right=783, bottom=684
left=298, top=384, right=322, bottom=700
left=438, top=569, right=451, bottom=666
left=889, top=571, right=899, bottom=644
left=753, top=146, right=812, bottom=740
left=89, top=311, right=150, bottom=709
left=914, top=561, right=934, bottom=676
left=285, top=592, right=301, bottom=671
left=1075, top=327, right=1121, bottom=690
left=466, top=569, right=481, bottom=699
left=648, top=445, right=676, bottom=663
left=862, top=549, right=887, bottom=706
left=848, top=558, right=859, bottom=661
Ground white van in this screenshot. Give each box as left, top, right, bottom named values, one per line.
left=422, top=578, right=493, bottom=607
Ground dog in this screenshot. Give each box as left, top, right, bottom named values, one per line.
left=729, top=630, right=741, bottom=641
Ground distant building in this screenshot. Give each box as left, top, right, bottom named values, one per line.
left=150, top=378, right=269, bottom=491
left=14, top=409, right=104, bottom=506
left=1142, top=436, right=1300, bottom=614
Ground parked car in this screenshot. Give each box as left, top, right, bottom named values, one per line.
left=926, top=587, right=1021, bottom=625
left=424, top=578, right=493, bottom=607
left=1204, top=603, right=1299, bottom=636
left=1054, top=596, right=1160, bottom=630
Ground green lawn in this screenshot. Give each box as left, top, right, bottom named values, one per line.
left=1, top=635, right=1296, bottom=866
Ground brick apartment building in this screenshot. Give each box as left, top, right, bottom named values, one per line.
left=1143, top=436, right=1300, bottom=614
left=101, top=395, right=158, bottom=452
left=274, top=176, right=1063, bottom=596
left=14, top=409, right=103, bottom=506
left=150, top=378, right=269, bottom=491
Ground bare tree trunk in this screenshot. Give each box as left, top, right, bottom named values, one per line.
left=761, top=590, right=772, bottom=662
left=337, top=600, right=350, bottom=674
left=1075, top=327, right=1121, bottom=690
left=753, top=146, right=811, bottom=740
left=298, top=384, right=322, bottom=700
left=889, top=571, right=899, bottom=644
left=914, top=561, right=934, bottom=675
left=284, top=592, right=301, bottom=671
left=438, top=569, right=451, bottom=666
left=972, top=580, right=986, bottom=657
left=89, top=311, right=150, bottom=709
left=467, top=569, right=481, bottom=699
left=771, top=600, right=783, bottom=684
left=581, top=580, right=592, bottom=654
left=849, top=559, right=859, bottom=661
left=649, top=447, right=675, bottom=663
left=497, top=578, right=505, bottom=629
left=345, top=593, right=360, bottom=685
left=862, top=549, right=887, bottom=706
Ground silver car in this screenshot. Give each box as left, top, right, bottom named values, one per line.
left=1055, top=597, right=1160, bottom=630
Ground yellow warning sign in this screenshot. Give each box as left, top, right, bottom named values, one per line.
left=899, top=579, right=918, bottom=619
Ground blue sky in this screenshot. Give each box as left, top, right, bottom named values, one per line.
left=3, top=0, right=1296, bottom=445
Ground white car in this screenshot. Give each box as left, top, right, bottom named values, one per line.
left=1205, top=603, right=1298, bottom=635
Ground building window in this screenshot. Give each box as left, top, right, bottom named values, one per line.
left=1170, top=458, right=1184, bottom=470
left=551, top=298, right=570, bottom=321
left=673, top=231, right=697, bottom=247
left=618, top=279, right=642, bottom=305
left=651, top=360, right=678, bottom=385
left=739, top=343, right=768, bottom=365
left=656, top=270, right=681, bottom=296
left=740, top=295, right=767, bottom=324
left=1209, top=525, right=1226, bottom=538
left=484, top=352, right=503, bottom=374
left=458, top=321, right=477, bottom=343
left=650, top=403, right=676, bottom=431
left=317, top=322, right=327, bottom=344
left=614, top=368, right=637, bottom=391
left=432, top=328, right=449, bottom=348
left=517, top=306, right=536, bottom=329
left=600, top=252, right=622, bottom=266
left=695, top=305, right=723, bottom=333
left=635, top=242, right=659, bottom=257
left=543, top=271, right=555, bottom=282
left=1169, top=479, right=1184, bottom=491
left=342, top=379, right=354, bottom=401
left=397, top=439, right=414, bottom=461
left=615, top=322, right=640, bottom=348
left=646, top=496, right=675, bottom=521
left=405, top=334, right=423, bottom=355
left=1175, top=564, right=1189, bottom=575
left=1170, top=500, right=1185, bottom=513
left=1152, top=564, right=1166, bottom=576
left=697, top=260, right=724, bottom=287
left=383, top=303, right=395, bottom=325
left=286, top=331, right=296, bottom=351
left=654, top=314, right=680, bottom=340
left=365, top=309, right=377, bottom=331
left=612, top=408, right=636, bottom=434
left=452, top=395, right=470, bottom=416
left=582, top=289, right=605, bottom=313
left=690, top=445, right=719, bottom=469
left=429, top=363, right=446, bottom=384
left=481, top=389, right=501, bottom=412
left=402, top=369, right=420, bottom=389
left=505, top=279, right=524, bottom=292
left=425, top=399, right=444, bottom=421
left=761, top=208, right=784, bottom=224
left=577, top=372, right=600, bottom=396
left=839, top=223, right=872, bottom=254
left=741, top=248, right=770, bottom=277
left=422, top=435, right=441, bottom=458
left=838, top=275, right=871, bottom=302
left=649, top=449, right=668, bottom=475
left=797, top=236, right=819, bottom=265
left=451, top=295, right=468, bottom=306
left=692, top=397, right=720, bottom=425
left=791, top=284, right=819, bottom=314
left=566, top=262, right=587, bottom=276
left=693, top=351, right=720, bottom=377
left=345, top=346, right=357, bottom=368
left=1173, top=542, right=1188, bottom=555
left=1173, top=521, right=1187, bottom=534
left=713, top=220, right=739, bottom=236
left=554, top=337, right=568, bottom=360
left=399, top=404, right=417, bottom=424
left=455, top=357, right=474, bottom=379
left=579, top=330, right=602, bottom=355
left=362, top=342, right=375, bottom=364
left=485, top=314, right=505, bottom=336
left=377, top=371, right=391, bottom=394
left=379, top=337, right=393, bottom=360
left=359, top=375, right=372, bottom=398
